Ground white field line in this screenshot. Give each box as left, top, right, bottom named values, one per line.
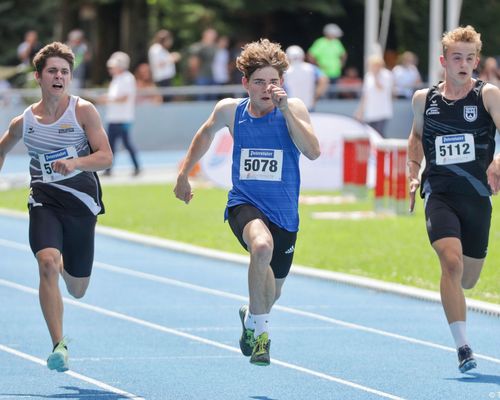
left=1, top=236, right=500, bottom=366
left=2, top=207, right=499, bottom=316
left=0, top=278, right=405, bottom=400
left=0, top=343, right=144, bottom=399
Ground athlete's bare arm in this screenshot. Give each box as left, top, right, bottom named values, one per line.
left=483, top=83, right=500, bottom=194
left=51, top=99, right=113, bottom=175
left=0, top=115, right=23, bottom=171
left=174, top=98, right=238, bottom=204
left=407, top=88, right=427, bottom=211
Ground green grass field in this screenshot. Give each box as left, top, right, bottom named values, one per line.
left=1, top=183, right=499, bottom=304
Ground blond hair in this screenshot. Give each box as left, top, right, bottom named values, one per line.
left=442, top=25, right=482, bottom=55
left=236, top=38, right=289, bottom=79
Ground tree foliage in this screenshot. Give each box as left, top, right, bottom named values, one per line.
left=1, top=0, right=499, bottom=84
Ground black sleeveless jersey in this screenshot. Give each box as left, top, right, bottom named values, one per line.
left=421, top=80, right=496, bottom=197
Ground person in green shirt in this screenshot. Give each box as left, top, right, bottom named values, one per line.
left=307, top=23, right=347, bottom=96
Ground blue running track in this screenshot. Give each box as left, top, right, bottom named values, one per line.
left=1, top=212, right=500, bottom=400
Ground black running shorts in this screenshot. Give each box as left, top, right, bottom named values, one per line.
left=29, top=205, right=97, bottom=277
left=227, top=204, right=297, bottom=279
left=424, top=192, right=492, bottom=258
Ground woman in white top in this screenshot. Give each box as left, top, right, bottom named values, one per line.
left=103, top=51, right=140, bottom=176
left=355, top=54, right=394, bottom=137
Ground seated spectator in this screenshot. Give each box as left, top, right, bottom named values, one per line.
left=337, top=66, right=362, bottom=98
left=392, top=51, right=422, bottom=99
left=134, top=62, right=162, bottom=105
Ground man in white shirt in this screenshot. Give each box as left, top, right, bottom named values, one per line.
left=284, top=45, right=329, bottom=111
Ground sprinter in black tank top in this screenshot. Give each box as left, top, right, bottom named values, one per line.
left=407, top=26, right=500, bottom=373
left=0, top=42, right=112, bottom=372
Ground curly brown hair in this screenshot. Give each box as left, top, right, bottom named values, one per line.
left=236, top=38, right=289, bottom=79
left=442, top=25, right=482, bottom=56
left=33, top=42, right=75, bottom=74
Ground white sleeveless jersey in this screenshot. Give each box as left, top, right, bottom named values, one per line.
left=22, top=96, right=104, bottom=215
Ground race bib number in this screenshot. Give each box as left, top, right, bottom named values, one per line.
left=38, top=146, right=81, bottom=183
left=435, top=134, right=475, bottom=165
left=239, top=148, right=283, bottom=181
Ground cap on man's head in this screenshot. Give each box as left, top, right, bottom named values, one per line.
left=323, top=23, right=343, bottom=38
left=106, top=51, right=130, bottom=70
left=286, top=45, right=305, bottom=63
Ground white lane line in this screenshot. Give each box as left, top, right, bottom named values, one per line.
left=2, top=238, right=500, bottom=366
left=0, top=278, right=405, bottom=400
left=0, top=344, right=144, bottom=399
left=2, top=208, right=500, bottom=316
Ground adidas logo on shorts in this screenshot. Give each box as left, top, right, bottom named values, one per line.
left=285, top=245, right=295, bottom=255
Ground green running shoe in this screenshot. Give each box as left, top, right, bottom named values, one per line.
left=239, top=305, right=254, bottom=356
left=47, top=337, right=69, bottom=372
left=250, top=332, right=271, bottom=366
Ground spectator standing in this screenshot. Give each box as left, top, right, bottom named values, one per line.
left=392, top=51, right=422, bottom=99
left=187, top=28, right=218, bottom=99
left=212, top=35, right=231, bottom=86
left=148, top=29, right=181, bottom=102
left=67, top=29, right=91, bottom=90
left=355, top=55, right=394, bottom=137
left=307, top=23, right=347, bottom=95
left=17, top=30, right=42, bottom=68
left=284, top=45, right=329, bottom=111
left=102, top=52, right=140, bottom=176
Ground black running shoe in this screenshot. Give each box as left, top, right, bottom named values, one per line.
left=457, top=344, right=477, bottom=373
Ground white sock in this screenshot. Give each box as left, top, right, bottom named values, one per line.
left=244, top=309, right=254, bottom=330
left=252, top=313, right=270, bottom=338
left=449, top=321, right=468, bottom=348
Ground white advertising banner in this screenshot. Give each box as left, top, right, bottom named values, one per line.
left=200, top=113, right=373, bottom=190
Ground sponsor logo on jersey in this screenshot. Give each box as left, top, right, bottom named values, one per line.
left=58, top=124, right=75, bottom=133
left=27, top=126, right=35, bottom=134
left=425, top=107, right=440, bottom=116
left=426, top=100, right=440, bottom=116
left=463, top=105, right=477, bottom=122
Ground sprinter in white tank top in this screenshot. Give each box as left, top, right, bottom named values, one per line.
left=0, top=42, right=112, bottom=372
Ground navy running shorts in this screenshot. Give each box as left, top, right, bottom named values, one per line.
left=424, top=192, right=492, bottom=258
left=227, top=204, right=297, bottom=279
left=29, top=204, right=97, bottom=277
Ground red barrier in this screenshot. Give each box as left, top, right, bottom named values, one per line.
left=343, top=135, right=370, bottom=197
left=374, top=139, right=408, bottom=214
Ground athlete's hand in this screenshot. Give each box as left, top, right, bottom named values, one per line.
left=52, top=158, right=77, bottom=175
left=174, top=175, right=194, bottom=204
left=487, top=157, right=500, bottom=194
left=409, top=178, right=420, bottom=212
left=267, top=84, right=288, bottom=111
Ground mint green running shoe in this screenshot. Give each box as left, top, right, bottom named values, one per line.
left=47, top=337, right=69, bottom=372
left=250, top=332, right=271, bottom=366
left=239, top=305, right=255, bottom=356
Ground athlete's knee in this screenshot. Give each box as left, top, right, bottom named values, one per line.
left=66, top=280, right=89, bottom=299
left=461, top=277, right=478, bottom=290
left=249, top=238, right=273, bottom=264
left=37, top=252, right=61, bottom=279
left=438, top=249, right=463, bottom=278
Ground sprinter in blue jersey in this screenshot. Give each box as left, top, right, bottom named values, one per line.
left=407, top=26, right=500, bottom=373
left=174, top=39, right=321, bottom=366
left=0, top=42, right=112, bottom=372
